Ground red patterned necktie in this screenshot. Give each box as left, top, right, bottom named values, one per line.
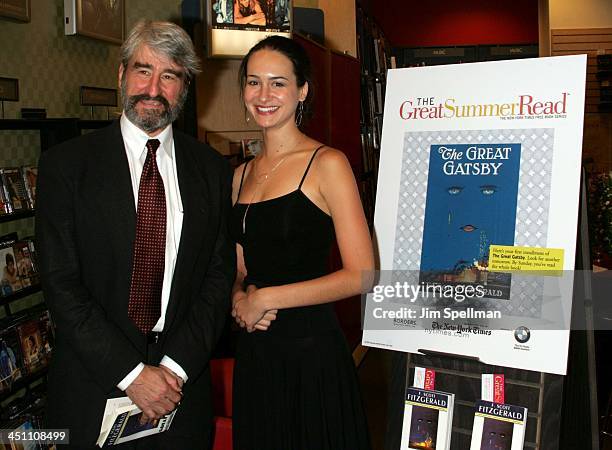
left=128, top=139, right=166, bottom=334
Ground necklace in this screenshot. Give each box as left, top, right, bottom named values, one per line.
left=242, top=154, right=289, bottom=234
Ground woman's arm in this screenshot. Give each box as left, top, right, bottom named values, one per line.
left=231, top=165, right=277, bottom=331
left=233, top=148, right=374, bottom=329
left=232, top=243, right=277, bottom=330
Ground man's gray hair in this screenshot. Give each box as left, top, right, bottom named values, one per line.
left=120, top=20, right=201, bottom=82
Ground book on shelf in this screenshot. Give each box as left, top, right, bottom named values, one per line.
left=400, top=386, right=455, bottom=450
left=21, top=166, right=37, bottom=209
left=96, top=397, right=177, bottom=447
left=36, top=310, right=54, bottom=363
left=0, top=178, right=10, bottom=215
left=469, top=400, right=527, bottom=450
left=1, top=415, right=46, bottom=450
left=0, top=237, right=39, bottom=296
left=0, top=243, right=23, bottom=296
left=0, top=307, right=53, bottom=398
left=12, top=308, right=53, bottom=377
left=23, top=237, right=39, bottom=278
left=1, top=167, right=30, bottom=213
left=0, top=326, right=24, bottom=394
left=373, top=116, right=383, bottom=151
left=374, top=80, right=384, bottom=114
left=1, top=383, right=46, bottom=422
left=367, top=87, right=377, bottom=124
left=13, top=240, right=37, bottom=288
left=373, top=37, right=381, bottom=74
left=17, top=319, right=46, bottom=375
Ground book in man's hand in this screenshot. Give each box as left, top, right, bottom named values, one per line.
left=96, top=397, right=177, bottom=447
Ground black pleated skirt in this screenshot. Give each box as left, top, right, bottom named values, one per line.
left=232, top=327, right=372, bottom=450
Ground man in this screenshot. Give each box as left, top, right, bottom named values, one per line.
left=36, top=20, right=235, bottom=449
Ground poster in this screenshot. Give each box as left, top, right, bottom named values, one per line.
left=208, top=0, right=291, bottom=57
left=362, top=55, right=587, bottom=375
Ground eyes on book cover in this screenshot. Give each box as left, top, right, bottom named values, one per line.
left=480, top=418, right=514, bottom=450
left=469, top=400, right=527, bottom=450
left=408, top=405, right=439, bottom=449
left=419, top=143, right=522, bottom=300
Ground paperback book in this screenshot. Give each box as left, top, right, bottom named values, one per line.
left=0, top=243, right=23, bottom=295
left=96, top=397, right=177, bottom=447
left=17, top=318, right=46, bottom=375
left=1, top=167, right=29, bottom=213
left=0, top=326, right=23, bottom=393
left=21, top=166, right=37, bottom=209
left=470, top=400, right=527, bottom=450
left=400, top=386, right=454, bottom=450
left=13, top=240, right=38, bottom=287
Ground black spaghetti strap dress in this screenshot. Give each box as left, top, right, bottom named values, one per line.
left=230, top=146, right=371, bottom=450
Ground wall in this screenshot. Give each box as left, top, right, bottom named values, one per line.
left=549, top=0, right=612, bottom=29
left=197, top=0, right=357, bottom=142
left=360, top=0, right=539, bottom=47
left=0, top=0, right=181, bottom=314
left=0, top=0, right=182, bottom=121
left=294, top=0, right=318, bottom=7
left=318, top=0, right=356, bottom=57
left=546, top=1, right=612, bottom=173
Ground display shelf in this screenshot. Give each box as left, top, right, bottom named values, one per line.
left=0, top=118, right=111, bottom=151
left=0, top=367, right=48, bottom=403
left=0, top=210, right=34, bottom=224
left=1, top=284, right=41, bottom=312
left=357, top=5, right=390, bottom=227
left=0, top=118, right=91, bottom=420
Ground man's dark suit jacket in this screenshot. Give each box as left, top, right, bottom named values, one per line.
left=35, top=121, right=236, bottom=448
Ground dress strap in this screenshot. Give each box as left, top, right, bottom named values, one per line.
left=297, top=145, right=326, bottom=190
left=236, top=159, right=251, bottom=201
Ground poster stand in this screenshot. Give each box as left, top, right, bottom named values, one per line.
left=383, top=171, right=599, bottom=450
left=559, top=168, right=599, bottom=450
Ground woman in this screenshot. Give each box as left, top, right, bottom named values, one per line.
left=231, top=36, right=374, bottom=450
left=233, top=0, right=265, bottom=25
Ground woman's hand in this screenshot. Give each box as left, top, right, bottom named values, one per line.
left=253, top=309, right=278, bottom=331
left=232, top=288, right=247, bottom=309
left=232, top=285, right=277, bottom=332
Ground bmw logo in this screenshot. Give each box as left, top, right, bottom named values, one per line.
left=514, top=326, right=530, bottom=343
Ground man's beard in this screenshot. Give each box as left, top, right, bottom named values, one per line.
left=121, top=82, right=188, bottom=133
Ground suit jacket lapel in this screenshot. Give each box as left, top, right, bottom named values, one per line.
left=94, top=122, right=136, bottom=266
left=165, top=132, right=210, bottom=329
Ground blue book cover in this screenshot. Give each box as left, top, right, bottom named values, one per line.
left=419, top=143, right=521, bottom=300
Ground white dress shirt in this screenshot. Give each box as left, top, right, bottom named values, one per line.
left=117, top=114, right=188, bottom=390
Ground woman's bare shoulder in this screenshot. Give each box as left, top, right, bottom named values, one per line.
left=312, top=145, right=350, bottom=171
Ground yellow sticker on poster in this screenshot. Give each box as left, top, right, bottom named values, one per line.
left=488, top=245, right=564, bottom=273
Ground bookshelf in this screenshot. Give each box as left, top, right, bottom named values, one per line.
left=0, top=118, right=109, bottom=432
left=356, top=6, right=390, bottom=226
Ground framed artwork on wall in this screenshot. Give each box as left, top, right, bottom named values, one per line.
left=206, top=130, right=263, bottom=156
left=0, top=78, right=19, bottom=102
left=0, top=0, right=31, bottom=22
left=80, top=86, right=117, bottom=107
left=64, top=0, right=124, bottom=45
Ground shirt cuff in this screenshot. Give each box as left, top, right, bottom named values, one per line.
left=160, top=355, right=188, bottom=383
left=117, top=362, right=145, bottom=391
